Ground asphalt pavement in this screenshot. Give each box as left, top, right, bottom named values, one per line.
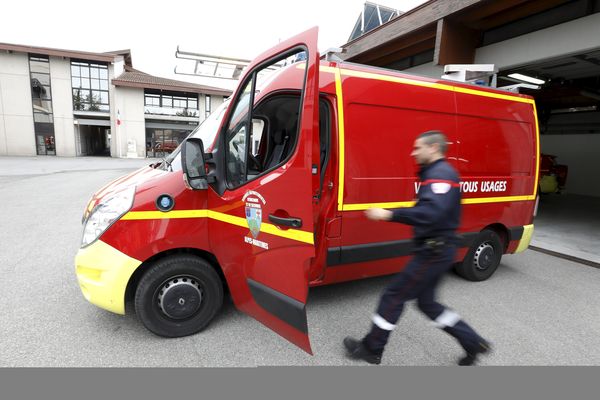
left=0, top=156, right=599, bottom=366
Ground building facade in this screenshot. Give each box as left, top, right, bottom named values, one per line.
left=0, top=43, right=231, bottom=158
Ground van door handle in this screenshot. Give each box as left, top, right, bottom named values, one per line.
left=268, top=214, right=302, bottom=228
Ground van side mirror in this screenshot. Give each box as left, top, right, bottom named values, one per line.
left=182, top=138, right=214, bottom=190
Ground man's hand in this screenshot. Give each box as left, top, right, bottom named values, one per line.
left=365, top=208, right=393, bottom=221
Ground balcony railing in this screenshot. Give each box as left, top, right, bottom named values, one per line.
left=144, top=106, right=199, bottom=117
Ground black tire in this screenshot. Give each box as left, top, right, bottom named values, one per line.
left=455, top=229, right=503, bottom=281
left=134, top=255, right=223, bottom=337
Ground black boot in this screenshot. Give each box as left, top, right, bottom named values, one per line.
left=343, top=337, right=382, bottom=365
left=458, top=340, right=492, bottom=366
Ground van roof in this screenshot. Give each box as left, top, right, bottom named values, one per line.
left=326, top=60, right=534, bottom=101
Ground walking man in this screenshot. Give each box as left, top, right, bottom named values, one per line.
left=343, top=130, right=491, bottom=366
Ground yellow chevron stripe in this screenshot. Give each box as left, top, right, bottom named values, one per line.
left=334, top=67, right=346, bottom=212
left=321, top=66, right=535, bottom=104
left=342, top=201, right=416, bottom=211
left=461, top=195, right=535, bottom=204
left=342, top=195, right=535, bottom=211
left=121, top=210, right=208, bottom=220
left=121, top=210, right=313, bottom=244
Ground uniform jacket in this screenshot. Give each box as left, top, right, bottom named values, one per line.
left=391, top=158, right=461, bottom=242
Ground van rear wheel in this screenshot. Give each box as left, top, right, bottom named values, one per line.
left=135, top=255, right=223, bottom=337
left=455, top=229, right=503, bottom=281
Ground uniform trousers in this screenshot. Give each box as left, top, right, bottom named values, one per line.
left=363, top=244, right=484, bottom=355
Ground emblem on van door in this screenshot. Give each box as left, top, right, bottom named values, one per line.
left=243, top=190, right=266, bottom=239
left=243, top=191, right=269, bottom=249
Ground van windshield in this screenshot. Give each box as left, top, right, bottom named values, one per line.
left=190, top=99, right=230, bottom=147
left=158, top=99, right=230, bottom=172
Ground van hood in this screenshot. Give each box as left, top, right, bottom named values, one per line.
left=82, top=165, right=167, bottom=222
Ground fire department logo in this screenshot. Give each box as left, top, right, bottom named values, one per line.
left=243, top=191, right=266, bottom=239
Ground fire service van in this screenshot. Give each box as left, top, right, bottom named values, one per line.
left=76, top=27, right=538, bottom=354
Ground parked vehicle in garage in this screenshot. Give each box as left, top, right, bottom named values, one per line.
left=539, top=153, right=568, bottom=194
left=75, top=27, right=538, bottom=354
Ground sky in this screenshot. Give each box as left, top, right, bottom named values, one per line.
left=1, top=0, right=427, bottom=89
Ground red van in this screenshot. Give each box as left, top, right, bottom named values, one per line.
left=76, top=27, right=538, bottom=354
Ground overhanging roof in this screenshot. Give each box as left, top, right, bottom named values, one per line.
left=112, top=68, right=232, bottom=96
left=0, top=42, right=132, bottom=65
left=341, top=0, right=580, bottom=65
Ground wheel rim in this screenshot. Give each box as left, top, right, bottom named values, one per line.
left=473, top=242, right=495, bottom=271
left=157, top=276, right=202, bottom=320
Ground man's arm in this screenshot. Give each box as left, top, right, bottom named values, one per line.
left=365, top=182, right=456, bottom=227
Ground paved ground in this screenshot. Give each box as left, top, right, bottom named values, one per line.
left=532, top=193, right=600, bottom=264
left=1, top=156, right=599, bottom=366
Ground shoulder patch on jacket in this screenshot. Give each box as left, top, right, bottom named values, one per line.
left=431, top=182, right=452, bottom=194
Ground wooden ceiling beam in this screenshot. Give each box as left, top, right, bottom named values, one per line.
left=349, top=26, right=436, bottom=64
left=461, top=0, right=572, bottom=30
left=434, top=18, right=479, bottom=65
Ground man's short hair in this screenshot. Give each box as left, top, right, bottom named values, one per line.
left=418, top=130, right=448, bottom=155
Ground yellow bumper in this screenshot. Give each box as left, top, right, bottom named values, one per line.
left=75, top=240, right=142, bottom=315
left=514, top=224, right=534, bottom=253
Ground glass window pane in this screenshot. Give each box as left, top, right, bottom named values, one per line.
left=72, top=77, right=81, bottom=87
left=99, top=68, right=108, bottom=79
left=80, top=66, right=90, bottom=78
left=33, top=100, right=53, bottom=114
left=31, top=72, right=50, bottom=86
left=83, top=90, right=93, bottom=103
left=99, top=91, right=108, bottom=104
left=225, top=79, right=252, bottom=185
left=82, top=78, right=90, bottom=89
left=188, top=99, right=198, bottom=109
left=90, top=67, right=100, bottom=79
left=98, top=104, right=110, bottom=112
left=34, top=113, right=53, bottom=123
left=162, top=97, right=172, bottom=107
left=30, top=60, right=50, bottom=74
left=73, top=89, right=86, bottom=110
left=100, top=80, right=108, bottom=90
left=42, top=85, right=52, bottom=100
left=91, top=79, right=100, bottom=90
left=145, top=94, right=159, bottom=106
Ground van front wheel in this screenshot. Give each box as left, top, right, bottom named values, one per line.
left=135, top=255, right=223, bottom=337
left=455, top=230, right=503, bottom=281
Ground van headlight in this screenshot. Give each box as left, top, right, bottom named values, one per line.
left=81, top=186, right=135, bottom=248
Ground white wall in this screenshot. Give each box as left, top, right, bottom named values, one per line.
left=49, top=56, right=76, bottom=156
left=541, top=134, right=600, bottom=197
left=400, top=13, right=600, bottom=80
left=403, top=63, right=443, bottom=79
left=0, top=52, right=36, bottom=155
left=112, top=86, right=145, bottom=158
left=475, top=13, right=600, bottom=70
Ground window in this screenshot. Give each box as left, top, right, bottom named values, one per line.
left=143, top=91, right=199, bottom=116
left=205, top=95, right=211, bottom=118
left=145, top=94, right=160, bottom=107
left=29, top=55, right=55, bottom=155
left=71, top=61, right=109, bottom=112
left=223, top=49, right=309, bottom=188
left=224, top=83, right=251, bottom=186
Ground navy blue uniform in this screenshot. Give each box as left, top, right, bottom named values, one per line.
left=363, top=159, right=486, bottom=358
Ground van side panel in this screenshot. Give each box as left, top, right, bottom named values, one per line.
left=455, top=92, right=537, bottom=238
left=321, top=66, right=537, bottom=285
left=322, top=72, right=458, bottom=284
